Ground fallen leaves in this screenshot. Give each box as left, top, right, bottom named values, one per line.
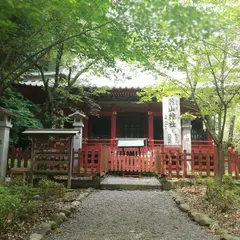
left=176, top=186, right=240, bottom=237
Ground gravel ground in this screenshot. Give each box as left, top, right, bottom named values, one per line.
left=45, top=190, right=218, bottom=240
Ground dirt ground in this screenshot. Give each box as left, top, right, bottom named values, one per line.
left=176, top=186, right=240, bottom=237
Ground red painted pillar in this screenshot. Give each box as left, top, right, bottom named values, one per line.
left=111, top=111, right=117, bottom=147
left=148, top=111, right=153, bottom=147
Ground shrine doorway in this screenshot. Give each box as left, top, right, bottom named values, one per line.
left=117, top=112, right=148, bottom=138
left=153, top=116, right=163, bottom=140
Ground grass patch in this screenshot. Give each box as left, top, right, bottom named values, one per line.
left=0, top=176, right=67, bottom=240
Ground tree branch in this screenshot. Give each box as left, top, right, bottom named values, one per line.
left=203, top=40, right=240, bottom=59
left=54, top=44, right=64, bottom=89
left=2, top=20, right=113, bottom=84
left=68, top=59, right=98, bottom=89
left=206, top=53, right=225, bottom=105
left=0, top=49, right=49, bottom=93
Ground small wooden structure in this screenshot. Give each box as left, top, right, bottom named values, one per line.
left=23, top=129, right=79, bottom=188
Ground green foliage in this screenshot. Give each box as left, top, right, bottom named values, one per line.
left=4, top=176, right=40, bottom=202
left=0, top=0, right=130, bottom=91
left=0, top=179, right=43, bottom=229
left=7, top=185, right=39, bottom=202
left=0, top=178, right=66, bottom=232
left=190, top=172, right=202, bottom=192
left=0, top=187, right=20, bottom=229
left=17, top=200, right=42, bottom=221
left=137, top=80, right=187, bottom=102
left=0, top=0, right=216, bottom=93
left=180, top=112, right=197, bottom=121
left=205, top=176, right=239, bottom=212
left=0, top=88, right=42, bottom=144
left=38, top=178, right=65, bottom=201
left=137, top=1, right=240, bottom=181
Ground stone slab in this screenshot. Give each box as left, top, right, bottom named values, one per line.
left=100, top=176, right=161, bottom=190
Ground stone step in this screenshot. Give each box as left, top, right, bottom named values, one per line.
left=100, top=176, right=162, bottom=190
left=100, top=183, right=161, bottom=190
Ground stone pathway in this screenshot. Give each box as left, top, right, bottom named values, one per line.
left=45, top=190, right=218, bottom=240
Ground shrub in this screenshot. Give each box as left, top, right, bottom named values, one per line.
left=4, top=177, right=40, bottom=202
left=17, top=200, right=42, bottom=220
left=205, top=176, right=238, bottom=212
left=9, top=185, right=40, bottom=202
left=0, top=180, right=41, bottom=229
left=0, top=187, right=20, bottom=229
left=189, top=172, right=202, bottom=192
left=38, top=179, right=65, bottom=201
left=8, top=175, right=26, bottom=186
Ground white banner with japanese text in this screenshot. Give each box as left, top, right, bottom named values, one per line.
left=162, top=96, right=181, bottom=146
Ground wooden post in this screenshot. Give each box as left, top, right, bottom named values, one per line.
left=67, top=137, right=73, bottom=189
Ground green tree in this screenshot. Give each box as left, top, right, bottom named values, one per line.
left=0, top=89, right=42, bottom=144
left=0, top=0, right=124, bottom=94
left=139, top=35, right=240, bottom=182
left=0, top=0, right=214, bottom=94
left=138, top=0, right=240, bottom=182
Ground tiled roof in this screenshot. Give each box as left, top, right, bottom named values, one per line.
left=21, top=70, right=185, bottom=89
left=0, top=107, right=14, bottom=116
left=21, top=72, right=55, bottom=87
left=21, top=71, right=157, bottom=89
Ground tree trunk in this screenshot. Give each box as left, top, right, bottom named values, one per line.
left=43, top=90, right=55, bottom=128
left=217, top=143, right=224, bottom=183
left=228, top=115, right=235, bottom=145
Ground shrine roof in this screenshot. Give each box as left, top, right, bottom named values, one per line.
left=0, top=107, right=14, bottom=116
left=20, top=71, right=157, bottom=89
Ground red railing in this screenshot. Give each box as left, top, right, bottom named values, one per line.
left=156, top=149, right=216, bottom=178
left=82, top=138, right=214, bottom=152
left=191, top=140, right=214, bottom=152
left=109, top=147, right=154, bottom=173
left=7, top=147, right=31, bottom=171
left=7, top=145, right=240, bottom=179
left=72, top=146, right=109, bottom=177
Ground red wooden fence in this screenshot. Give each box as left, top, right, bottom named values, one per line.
left=7, top=145, right=240, bottom=179
left=72, top=146, right=109, bottom=177
left=7, top=147, right=31, bottom=171
left=109, top=147, right=154, bottom=173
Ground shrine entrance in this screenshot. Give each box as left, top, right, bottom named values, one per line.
left=117, top=112, right=148, bottom=138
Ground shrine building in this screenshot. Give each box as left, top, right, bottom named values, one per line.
left=16, top=72, right=213, bottom=152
